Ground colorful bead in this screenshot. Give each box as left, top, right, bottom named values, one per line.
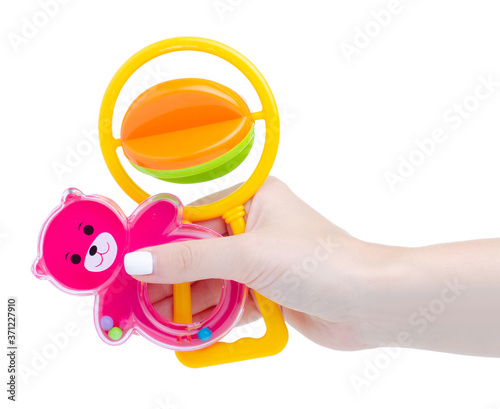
left=198, top=327, right=212, bottom=341
left=118, top=317, right=129, bottom=329
left=108, top=327, right=123, bottom=340
left=100, top=316, right=114, bottom=331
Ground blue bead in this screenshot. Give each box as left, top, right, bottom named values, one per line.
left=198, top=327, right=212, bottom=341
left=100, top=316, right=114, bottom=331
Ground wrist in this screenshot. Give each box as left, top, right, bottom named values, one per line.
left=352, top=241, right=417, bottom=349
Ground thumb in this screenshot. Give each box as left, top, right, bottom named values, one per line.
left=123, top=235, right=256, bottom=284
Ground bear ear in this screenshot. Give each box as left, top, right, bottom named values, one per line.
left=32, top=258, right=48, bottom=279
left=61, top=188, right=84, bottom=204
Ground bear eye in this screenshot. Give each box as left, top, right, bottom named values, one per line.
left=83, top=225, right=94, bottom=235
left=70, top=254, right=81, bottom=264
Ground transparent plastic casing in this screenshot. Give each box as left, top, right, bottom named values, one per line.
left=32, top=189, right=247, bottom=351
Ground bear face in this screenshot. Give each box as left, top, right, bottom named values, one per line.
left=33, top=189, right=127, bottom=294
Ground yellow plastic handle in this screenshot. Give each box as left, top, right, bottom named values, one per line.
left=175, top=208, right=288, bottom=368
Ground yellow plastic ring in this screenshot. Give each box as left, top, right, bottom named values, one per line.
left=98, top=37, right=279, bottom=222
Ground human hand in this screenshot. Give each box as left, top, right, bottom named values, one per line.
left=125, top=177, right=500, bottom=357
left=124, top=177, right=391, bottom=351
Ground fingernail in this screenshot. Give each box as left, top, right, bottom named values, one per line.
left=124, top=252, right=153, bottom=276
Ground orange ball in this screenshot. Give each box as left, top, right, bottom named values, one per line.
left=120, top=78, right=255, bottom=183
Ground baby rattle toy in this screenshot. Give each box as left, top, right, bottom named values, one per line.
left=32, top=37, right=288, bottom=368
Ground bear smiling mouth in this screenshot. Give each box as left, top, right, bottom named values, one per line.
left=95, top=242, right=110, bottom=268
left=84, top=233, right=118, bottom=273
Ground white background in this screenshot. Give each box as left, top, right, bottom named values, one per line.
left=2, top=0, right=500, bottom=408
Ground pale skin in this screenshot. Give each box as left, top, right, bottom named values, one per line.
left=126, top=177, right=500, bottom=357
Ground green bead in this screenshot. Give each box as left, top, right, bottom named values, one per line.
left=108, top=327, right=123, bottom=341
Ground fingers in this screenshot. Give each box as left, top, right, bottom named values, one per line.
left=125, top=234, right=256, bottom=285
left=194, top=218, right=228, bottom=236
left=234, top=291, right=262, bottom=326
left=123, top=177, right=291, bottom=284
left=150, top=293, right=173, bottom=320
left=149, top=281, right=265, bottom=328
left=147, top=283, right=173, bottom=304
left=149, top=280, right=220, bottom=322
left=190, top=279, right=221, bottom=315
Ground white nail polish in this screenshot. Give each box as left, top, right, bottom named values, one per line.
left=124, top=252, right=153, bottom=276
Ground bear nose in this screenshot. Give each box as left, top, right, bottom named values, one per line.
left=89, top=245, right=98, bottom=256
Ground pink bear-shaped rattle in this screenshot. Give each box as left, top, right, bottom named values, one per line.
left=32, top=189, right=247, bottom=350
